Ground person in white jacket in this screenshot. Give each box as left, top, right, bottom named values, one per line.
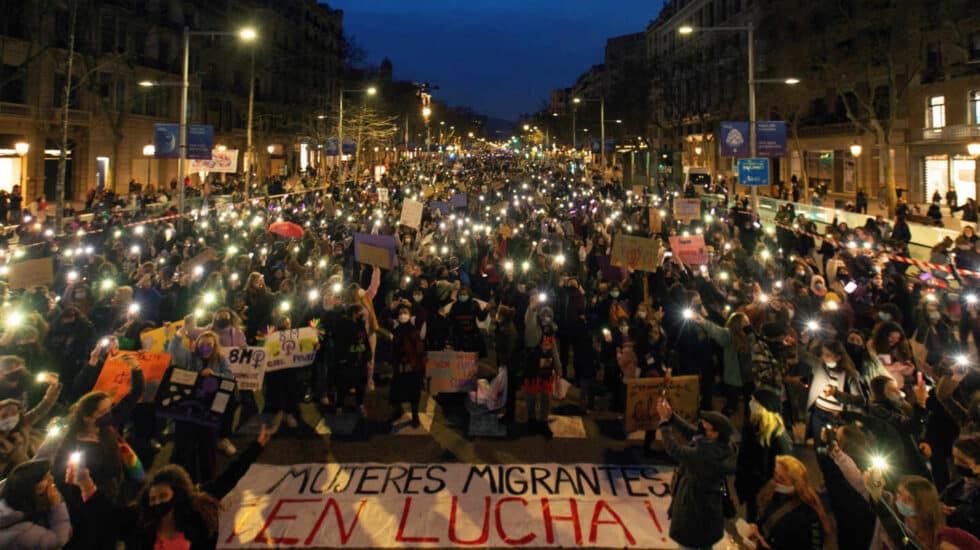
left=0, top=459, right=71, bottom=550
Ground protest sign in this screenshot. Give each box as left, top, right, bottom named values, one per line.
left=188, top=149, right=238, bottom=173
left=156, top=368, right=236, bottom=428
left=450, top=193, right=467, bottom=209
left=93, top=351, right=172, bottom=403
left=648, top=208, right=662, bottom=234
left=399, top=198, right=423, bottom=230
left=7, top=257, right=54, bottom=289
left=430, top=201, right=450, bottom=216
left=264, top=327, right=319, bottom=372
left=378, top=188, right=389, bottom=203
left=624, top=375, right=700, bottom=432
left=222, top=346, right=268, bottom=391
left=426, top=351, right=477, bottom=394
left=219, top=462, right=681, bottom=548
left=610, top=234, right=661, bottom=272
left=672, top=198, right=701, bottom=222
left=140, top=320, right=186, bottom=353
left=353, top=233, right=398, bottom=270
left=668, top=235, right=709, bottom=265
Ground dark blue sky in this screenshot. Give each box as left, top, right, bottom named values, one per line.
left=327, top=1, right=662, bottom=121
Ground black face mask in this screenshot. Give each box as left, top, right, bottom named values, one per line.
left=213, top=317, right=231, bottom=330
left=955, top=465, right=977, bottom=479
left=146, top=499, right=174, bottom=522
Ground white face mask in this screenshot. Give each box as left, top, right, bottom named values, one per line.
left=637, top=310, right=647, bottom=319
left=773, top=481, right=796, bottom=494
left=398, top=314, right=411, bottom=324
left=825, top=361, right=838, bottom=369
left=0, top=415, right=19, bottom=432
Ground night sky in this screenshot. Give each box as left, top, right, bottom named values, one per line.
left=327, top=1, right=663, bottom=122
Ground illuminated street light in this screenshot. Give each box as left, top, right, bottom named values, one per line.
left=239, top=28, right=257, bottom=41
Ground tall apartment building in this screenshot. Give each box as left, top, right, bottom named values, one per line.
left=0, top=0, right=344, bottom=203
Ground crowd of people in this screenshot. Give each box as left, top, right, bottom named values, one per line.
left=0, top=153, right=977, bottom=549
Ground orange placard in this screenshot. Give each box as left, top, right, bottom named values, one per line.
left=93, top=351, right=171, bottom=403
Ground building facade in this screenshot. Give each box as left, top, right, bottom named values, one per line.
left=0, top=0, right=344, bottom=204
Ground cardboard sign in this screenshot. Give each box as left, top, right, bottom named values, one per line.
left=399, top=198, right=423, bottom=230
left=378, top=188, right=389, bottom=203
left=669, top=235, right=709, bottom=265
left=264, top=327, right=319, bottom=372
left=156, top=368, right=236, bottom=428
left=7, top=257, right=54, bottom=289
left=220, top=462, right=678, bottom=548
left=222, top=346, right=268, bottom=391
left=610, top=234, right=661, bottom=272
left=625, top=375, right=700, bottom=432
left=426, top=351, right=478, bottom=394
left=648, top=208, right=662, bottom=234
left=672, top=198, right=701, bottom=222
left=93, top=351, right=172, bottom=403
left=353, top=233, right=397, bottom=270
left=140, top=320, right=186, bottom=353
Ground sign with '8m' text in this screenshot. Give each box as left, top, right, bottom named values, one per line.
left=220, top=462, right=688, bottom=548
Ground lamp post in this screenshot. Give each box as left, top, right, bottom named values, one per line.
left=850, top=142, right=863, bottom=199
left=14, top=142, right=28, bottom=209
left=572, top=97, right=580, bottom=151
left=338, top=86, right=377, bottom=184
left=679, top=24, right=804, bottom=211
left=142, top=144, right=155, bottom=189
left=170, top=26, right=256, bottom=229
left=245, top=43, right=256, bottom=199
left=572, top=96, right=606, bottom=176
left=968, top=142, right=980, bottom=201
left=422, top=106, right=432, bottom=160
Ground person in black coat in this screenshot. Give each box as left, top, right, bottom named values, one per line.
left=736, top=389, right=793, bottom=522
left=941, top=434, right=980, bottom=540
left=747, top=455, right=830, bottom=550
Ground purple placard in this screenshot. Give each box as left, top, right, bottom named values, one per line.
left=353, top=233, right=398, bottom=268
left=451, top=193, right=467, bottom=209
left=430, top=201, right=450, bottom=216
left=720, top=121, right=751, bottom=158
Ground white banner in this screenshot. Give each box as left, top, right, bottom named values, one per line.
left=189, top=149, right=239, bottom=173
left=264, top=327, right=318, bottom=372
left=221, top=346, right=268, bottom=391
left=220, top=463, right=684, bottom=548
left=400, top=198, right=424, bottom=230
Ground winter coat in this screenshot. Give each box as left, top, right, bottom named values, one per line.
left=734, top=421, right=792, bottom=510
left=701, top=319, right=751, bottom=388
left=0, top=383, right=61, bottom=478
left=660, top=414, right=736, bottom=548
left=0, top=500, right=71, bottom=550
left=758, top=494, right=824, bottom=550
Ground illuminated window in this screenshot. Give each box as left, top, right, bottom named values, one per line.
left=927, top=96, right=945, bottom=128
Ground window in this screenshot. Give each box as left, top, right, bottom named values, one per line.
left=927, top=95, right=945, bottom=128
left=926, top=42, right=942, bottom=73
left=0, top=64, right=26, bottom=103
left=971, top=90, right=980, bottom=124
left=971, top=32, right=980, bottom=61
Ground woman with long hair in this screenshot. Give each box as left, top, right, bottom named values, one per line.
left=0, top=460, right=71, bottom=549
left=698, top=311, right=754, bottom=414
left=805, top=340, right=865, bottom=449
left=746, top=455, right=831, bottom=549
left=735, top=389, right=793, bottom=521
left=865, top=473, right=980, bottom=549
left=242, top=272, right=274, bottom=345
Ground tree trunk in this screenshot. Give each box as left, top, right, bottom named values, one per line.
left=878, top=126, right=898, bottom=217
left=109, top=130, right=122, bottom=194
left=56, top=0, right=77, bottom=232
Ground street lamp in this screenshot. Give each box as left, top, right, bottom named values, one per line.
left=142, top=144, right=155, bottom=189
left=572, top=97, right=582, bottom=151
left=850, top=142, right=863, bottom=197
left=573, top=96, right=607, bottom=172
left=14, top=142, right=28, bottom=205
left=174, top=25, right=256, bottom=227
left=338, top=85, right=378, bottom=184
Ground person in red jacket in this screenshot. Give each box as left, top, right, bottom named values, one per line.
left=389, top=306, right=426, bottom=427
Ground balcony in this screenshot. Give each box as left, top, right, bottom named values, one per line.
left=0, top=102, right=33, bottom=118
left=919, top=124, right=980, bottom=142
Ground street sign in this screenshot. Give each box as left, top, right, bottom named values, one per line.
left=186, top=124, right=214, bottom=160
left=325, top=138, right=339, bottom=156
left=590, top=139, right=615, bottom=153
left=720, top=121, right=750, bottom=158
left=737, top=158, right=770, bottom=186
left=757, top=121, right=787, bottom=158
left=153, top=124, right=180, bottom=159
left=341, top=138, right=356, bottom=155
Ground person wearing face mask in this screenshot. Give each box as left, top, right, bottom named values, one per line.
left=940, top=435, right=980, bottom=539
left=0, top=375, right=61, bottom=478
left=655, top=401, right=736, bottom=550
left=734, top=390, right=793, bottom=522
left=871, top=321, right=918, bottom=392
left=495, top=306, right=522, bottom=425
left=522, top=299, right=561, bottom=437
left=441, top=286, right=489, bottom=355
left=44, top=306, right=95, bottom=393
left=854, top=375, right=933, bottom=484
left=0, top=460, right=71, bottom=550
left=865, top=472, right=980, bottom=550
left=803, top=340, right=864, bottom=450
left=184, top=308, right=246, bottom=348
left=64, top=425, right=271, bottom=550
left=389, top=306, right=425, bottom=427
left=744, top=455, right=831, bottom=550
left=166, top=332, right=234, bottom=482
left=0, top=326, right=54, bottom=380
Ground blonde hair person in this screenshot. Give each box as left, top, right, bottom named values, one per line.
left=751, top=394, right=787, bottom=447
left=736, top=388, right=792, bottom=522
left=746, top=455, right=832, bottom=549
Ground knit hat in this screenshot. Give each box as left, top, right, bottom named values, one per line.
left=810, top=275, right=828, bottom=297
left=699, top=411, right=734, bottom=443
left=752, top=389, right=781, bottom=414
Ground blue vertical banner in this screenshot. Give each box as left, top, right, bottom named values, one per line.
left=737, top=158, right=770, bottom=186
left=324, top=138, right=339, bottom=157
left=590, top=139, right=616, bottom=153
left=341, top=138, right=356, bottom=155
left=720, top=122, right=751, bottom=158
left=186, top=124, right=214, bottom=160
left=756, top=121, right=787, bottom=158
left=153, top=124, right=180, bottom=159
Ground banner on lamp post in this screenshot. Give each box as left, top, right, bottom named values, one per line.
left=756, top=121, right=787, bottom=158
left=153, top=124, right=180, bottom=159
left=720, top=122, right=750, bottom=158
left=186, top=124, right=214, bottom=160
